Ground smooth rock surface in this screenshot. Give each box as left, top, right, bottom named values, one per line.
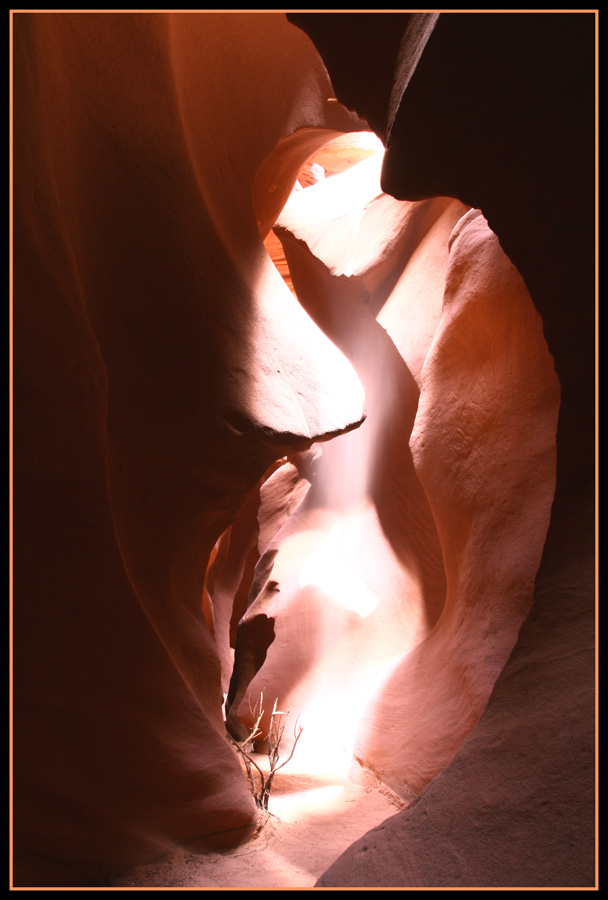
left=12, top=12, right=366, bottom=887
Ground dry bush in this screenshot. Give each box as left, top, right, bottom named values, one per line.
left=228, top=692, right=303, bottom=811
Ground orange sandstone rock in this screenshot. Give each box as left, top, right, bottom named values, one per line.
left=12, top=11, right=366, bottom=887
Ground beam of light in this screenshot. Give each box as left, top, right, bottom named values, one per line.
left=264, top=500, right=423, bottom=782
left=289, top=659, right=403, bottom=780
left=242, top=131, right=420, bottom=790
left=298, top=516, right=379, bottom=619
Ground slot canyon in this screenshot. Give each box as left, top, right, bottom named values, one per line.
left=11, top=10, right=596, bottom=889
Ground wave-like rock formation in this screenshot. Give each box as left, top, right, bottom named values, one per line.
left=287, top=11, right=596, bottom=888
left=12, top=10, right=596, bottom=889
left=12, top=12, right=367, bottom=887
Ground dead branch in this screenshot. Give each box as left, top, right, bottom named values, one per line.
left=227, top=693, right=304, bottom=811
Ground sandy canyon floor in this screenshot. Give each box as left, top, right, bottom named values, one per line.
left=104, top=752, right=405, bottom=890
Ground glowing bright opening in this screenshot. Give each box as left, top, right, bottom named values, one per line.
left=247, top=133, right=386, bottom=443
left=281, top=132, right=385, bottom=278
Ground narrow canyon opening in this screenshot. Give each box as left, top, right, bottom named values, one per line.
left=209, top=131, right=428, bottom=789
left=202, top=126, right=559, bottom=821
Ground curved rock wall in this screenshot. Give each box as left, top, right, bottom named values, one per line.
left=288, top=10, right=596, bottom=888
left=12, top=12, right=366, bottom=887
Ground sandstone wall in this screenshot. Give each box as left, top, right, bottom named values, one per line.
left=288, top=11, right=596, bottom=888
left=12, top=12, right=366, bottom=886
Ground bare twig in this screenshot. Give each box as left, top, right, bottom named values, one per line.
left=273, top=714, right=304, bottom=774
left=228, top=693, right=304, bottom=811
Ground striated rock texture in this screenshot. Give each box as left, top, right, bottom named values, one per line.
left=287, top=10, right=596, bottom=889
left=12, top=12, right=368, bottom=887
